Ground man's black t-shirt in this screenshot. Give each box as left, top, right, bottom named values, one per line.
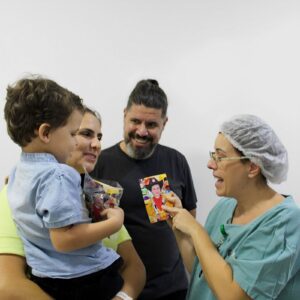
left=91, top=143, right=197, bottom=300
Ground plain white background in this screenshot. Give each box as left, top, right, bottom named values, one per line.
left=1, top=0, right=299, bottom=222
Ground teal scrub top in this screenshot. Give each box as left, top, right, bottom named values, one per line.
left=187, top=196, right=300, bottom=300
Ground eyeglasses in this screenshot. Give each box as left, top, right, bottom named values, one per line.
left=209, top=151, right=250, bottom=164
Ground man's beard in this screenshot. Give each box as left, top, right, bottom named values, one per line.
left=124, top=132, right=157, bottom=160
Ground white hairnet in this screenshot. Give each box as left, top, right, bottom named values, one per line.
left=220, top=114, right=288, bottom=184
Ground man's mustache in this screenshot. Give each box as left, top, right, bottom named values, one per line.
left=129, top=132, right=153, bottom=142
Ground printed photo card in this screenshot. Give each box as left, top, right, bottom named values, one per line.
left=139, top=173, right=174, bottom=223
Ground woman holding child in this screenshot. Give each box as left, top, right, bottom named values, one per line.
left=0, top=77, right=145, bottom=300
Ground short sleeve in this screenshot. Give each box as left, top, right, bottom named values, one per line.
left=36, top=164, right=90, bottom=228
left=102, top=225, right=131, bottom=251
left=0, top=186, right=25, bottom=256
left=227, top=209, right=300, bottom=299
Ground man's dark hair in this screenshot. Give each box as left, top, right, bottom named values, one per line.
left=126, top=79, right=168, bottom=117
left=4, top=75, right=84, bottom=147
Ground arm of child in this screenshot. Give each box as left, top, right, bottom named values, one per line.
left=49, top=207, right=124, bottom=252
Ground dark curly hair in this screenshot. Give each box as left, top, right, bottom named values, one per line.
left=4, top=75, right=84, bottom=147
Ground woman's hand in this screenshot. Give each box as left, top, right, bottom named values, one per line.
left=162, top=191, right=183, bottom=227
left=163, top=206, right=199, bottom=237
left=164, top=191, right=183, bottom=208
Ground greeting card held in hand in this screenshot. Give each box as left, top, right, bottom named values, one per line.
left=139, top=173, right=174, bottom=223
left=83, top=172, right=123, bottom=222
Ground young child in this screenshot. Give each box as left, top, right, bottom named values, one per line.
left=4, top=76, right=124, bottom=300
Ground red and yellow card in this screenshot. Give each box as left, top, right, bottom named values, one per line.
left=139, top=173, right=174, bottom=223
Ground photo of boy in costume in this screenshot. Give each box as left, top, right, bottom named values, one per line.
left=139, top=174, right=173, bottom=223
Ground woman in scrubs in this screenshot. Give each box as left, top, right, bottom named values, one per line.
left=164, top=114, right=300, bottom=300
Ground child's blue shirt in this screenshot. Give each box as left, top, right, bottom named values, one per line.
left=7, top=152, right=119, bottom=279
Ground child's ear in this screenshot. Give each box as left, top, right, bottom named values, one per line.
left=37, top=123, right=51, bottom=143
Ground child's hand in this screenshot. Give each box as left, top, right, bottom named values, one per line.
left=101, top=206, right=124, bottom=227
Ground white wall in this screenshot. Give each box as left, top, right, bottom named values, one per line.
left=1, top=0, right=300, bottom=223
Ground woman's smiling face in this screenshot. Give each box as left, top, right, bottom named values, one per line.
left=67, top=112, right=102, bottom=174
